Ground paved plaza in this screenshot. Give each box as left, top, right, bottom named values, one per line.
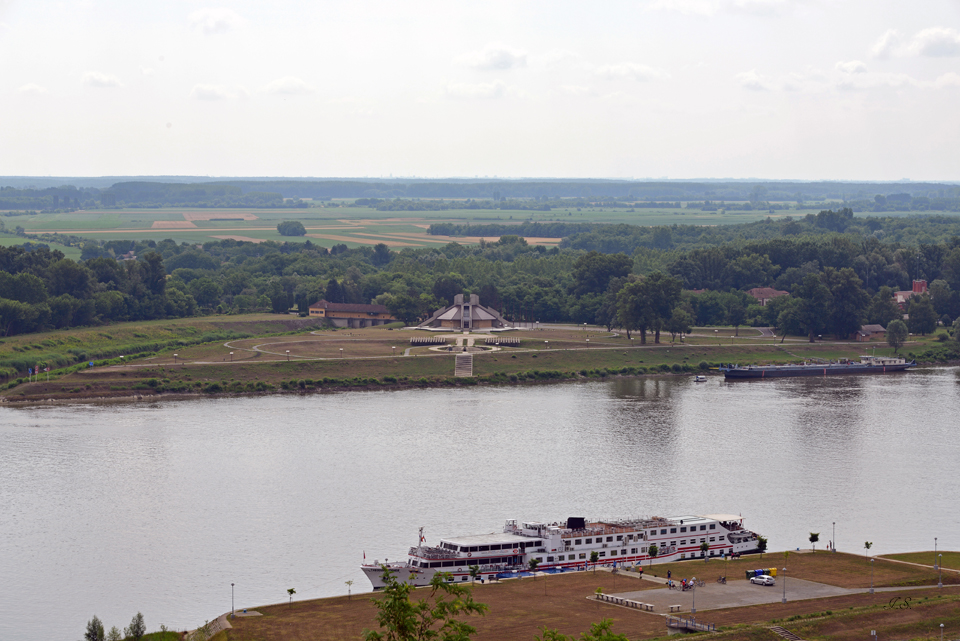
left=613, top=577, right=855, bottom=612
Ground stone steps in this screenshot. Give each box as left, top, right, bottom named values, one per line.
left=454, top=354, right=474, bottom=377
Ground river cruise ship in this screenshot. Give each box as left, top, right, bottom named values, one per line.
left=361, top=514, right=761, bottom=589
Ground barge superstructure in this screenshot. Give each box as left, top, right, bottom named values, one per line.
left=361, top=514, right=761, bottom=589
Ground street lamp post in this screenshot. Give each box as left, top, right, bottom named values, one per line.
left=691, top=583, right=696, bottom=614
left=935, top=537, right=938, bottom=569
left=941, top=623, right=944, bottom=641
left=231, top=583, right=235, bottom=618
left=545, top=341, right=549, bottom=349
left=939, top=554, right=943, bottom=588
left=229, top=352, right=234, bottom=362
left=833, top=521, right=836, bottom=553
left=173, top=353, right=178, bottom=364
left=782, top=568, right=786, bottom=604
left=339, top=348, right=343, bottom=358
left=392, top=346, right=396, bottom=357
left=715, top=329, right=719, bottom=346
left=286, top=350, right=290, bottom=361
left=120, top=355, right=125, bottom=366
left=870, top=558, right=874, bottom=594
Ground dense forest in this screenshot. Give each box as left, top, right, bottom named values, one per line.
left=3, top=210, right=960, bottom=360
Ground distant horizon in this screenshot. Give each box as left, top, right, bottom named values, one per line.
left=3, top=175, right=959, bottom=185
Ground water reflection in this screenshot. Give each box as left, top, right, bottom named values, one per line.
left=2, top=370, right=960, bottom=641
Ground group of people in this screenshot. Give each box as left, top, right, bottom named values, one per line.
left=665, top=570, right=698, bottom=591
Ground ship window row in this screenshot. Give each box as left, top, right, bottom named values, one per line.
left=420, top=556, right=515, bottom=568
left=442, top=541, right=539, bottom=553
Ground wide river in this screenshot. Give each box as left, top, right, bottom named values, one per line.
left=3, top=368, right=960, bottom=640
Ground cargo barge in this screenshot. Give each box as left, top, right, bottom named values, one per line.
left=720, top=355, right=916, bottom=379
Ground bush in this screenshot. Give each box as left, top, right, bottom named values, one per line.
left=699, top=360, right=710, bottom=370
left=277, top=220, right=307, bottom=236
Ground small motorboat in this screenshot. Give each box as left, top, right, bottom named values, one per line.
left=694, top=375, right=707, bottom=382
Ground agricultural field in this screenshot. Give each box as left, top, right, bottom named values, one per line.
left=6, top=203, right=896, bottom=249
left=0, top=232, right=81, bottom=259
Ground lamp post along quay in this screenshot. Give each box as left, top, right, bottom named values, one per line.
left=782, top=568, right=787, bottom=604
left=935, top=537, right=938, bottom=569
left=231, top=583, right=235, bottom=618
left=939, top=554, right=943, bottom=588
left=870, top=558, right=875, bottom=594
left=833, top=522, right=836, bottom=553
left=691, top=583, right=696, bottom=614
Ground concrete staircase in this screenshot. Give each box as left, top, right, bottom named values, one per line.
left=454, top=353, right=474, bottom=377
left=769, top=626, right=805, bottom=641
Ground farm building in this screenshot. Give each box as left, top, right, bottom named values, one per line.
left=308, top=300, right=396, bottom=328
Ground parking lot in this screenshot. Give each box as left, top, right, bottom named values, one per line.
left=612, top=577, right=855, bottom=612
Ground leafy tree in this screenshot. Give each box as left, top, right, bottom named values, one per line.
left=822, top=267, right=869, bottom=339
left=665, top=308, right=693, bottom=343
left=726, top=299, right=746, bottom=337
left=288, top=587, right=296, bottom=605
left=809, top=532, right=819, bottom=552
left=757, top=536, right=768, bottom=557
left=907, top=294, right=938, bottom=335
left=794, top=274, right=832, bottom=342
left=346, top=580, right=354, bottom=599
left=124, top=612, right=145, bottom=641
left=700, top=541, right=709, bottom=560
left=589, top=551, right=599, bottom=572
left=528, top=558, right=540, bottom=573
left=886, top=319, right=908, bottom=353
left=324, top=278, right=345, bottom=304
left=864, top=541, right=872, bottom=558
left=468, top=565, right=480, bottom=584
left=277, top=220, right=307, bottom=236
left=647, top=544, right=658, bottom=567
left=866, top=287, right=902, bottom=326
left=363, top=568, right=487, bottom=641
left=432, top=274, right=465, bottom=306
left=572, top=251, right=633, bottom=296
left=84, top=615, right=105, bottom=641
left=106, top=627, right=122, bottom=641
left=372, top=243, right=392, bottom=267
left=386, top=293, right=421, bottom=325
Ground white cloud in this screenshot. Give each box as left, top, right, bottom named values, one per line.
left=872, top=27, right=960, bottom=59
left=0, top=21, right=9, bottom=35
left=906, top=27, right=960, bottom=57
left=871, top=29, right=901, bottom=59
left=835, top=60, right=867, bottom=74
left=595, top=62, right=670, bottom=81
left=539, top=49, right=581, bottom=67
left=259, top=77, right=314, bottom=95
left=455, top=43, right=527, bottom=70
left=188, top=7, right=243, bottom=35
left=17, top=83, right=48, bottom=95
left=140, top=67, right=155, bottom=77
left=443, top=80, right=505, bottom=99
left=190, top=84, right=233, bottom=100
left=728, top=0, right=788, bottom=17
left=82, top=71, right=123, bottom=88
left=934, top=72, right=960, bottom=88
left=735, top=69, right=770, bottom=90
left=559, top=85, right=593, bottom=95
left=645, top=0, right=789, bottom=17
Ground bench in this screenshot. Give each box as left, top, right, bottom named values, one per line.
left=642, top=603, right=655, bottom=612
left=669, top=605, right=682, bottom=613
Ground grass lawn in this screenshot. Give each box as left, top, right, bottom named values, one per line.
left=880, top=551, right=960, bottom=571
left=216, top=560, right=960, bottom=641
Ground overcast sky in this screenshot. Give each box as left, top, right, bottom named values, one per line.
left=2, top=0, right=959, bottom=181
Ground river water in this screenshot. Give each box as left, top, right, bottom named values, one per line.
left=2, top=368, right=960, bottom=640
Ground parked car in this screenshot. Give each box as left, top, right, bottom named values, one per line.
left=750, top=574, right=776, bottom=586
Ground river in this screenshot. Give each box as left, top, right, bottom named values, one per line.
left=2, top=368, right=959, bottom=640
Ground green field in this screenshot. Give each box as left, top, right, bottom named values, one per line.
left=11, top=203, right=934, bottom=248
left=0, top=233, right=81, bottom=259
left=881, top=551, right=960, bottom=571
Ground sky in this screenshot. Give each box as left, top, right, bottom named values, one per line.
left=1, top=0, right=959, bottom=181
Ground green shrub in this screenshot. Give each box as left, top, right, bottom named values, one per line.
left=699, top=360, right=709, bottom=370
left=659, top=363, right=672, bottom=372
